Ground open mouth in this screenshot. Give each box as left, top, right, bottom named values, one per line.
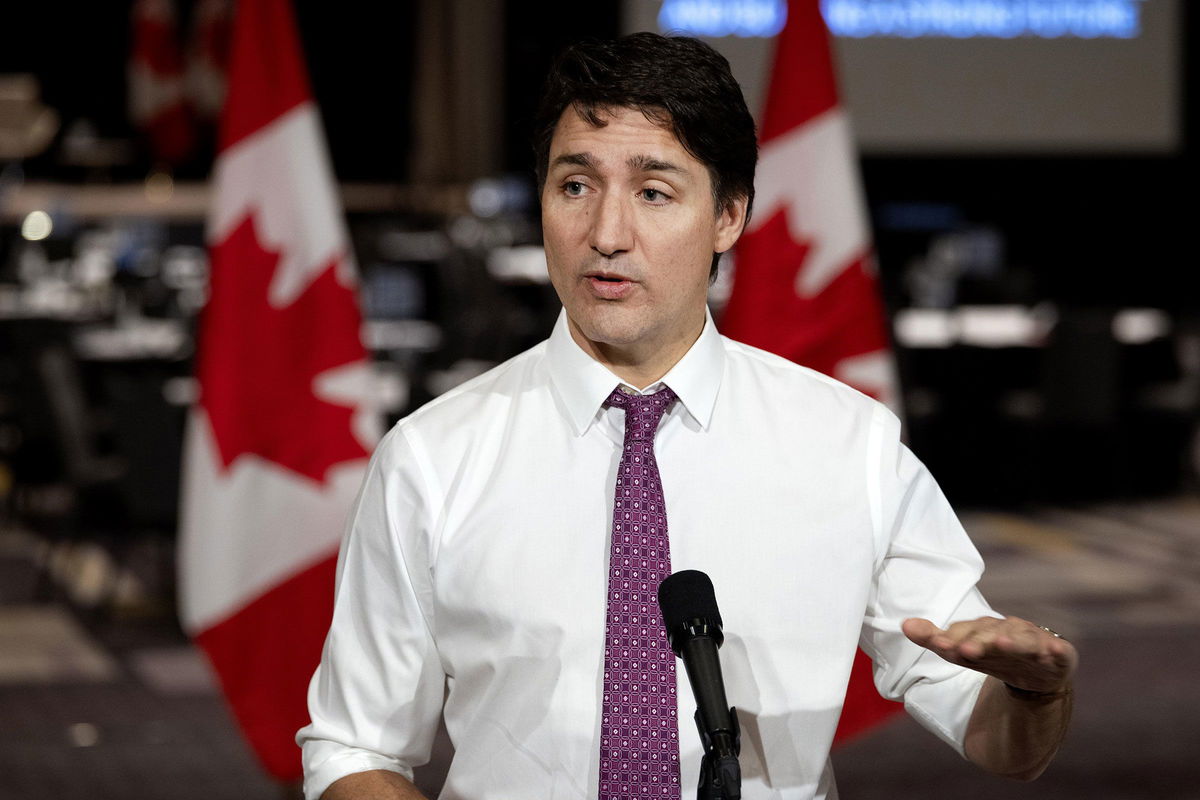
left=586, top=272, right=635, bottom=298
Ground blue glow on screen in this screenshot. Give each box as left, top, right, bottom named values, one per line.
left=658, top=0, right=787, bottom=37
left=658, top=0, right=1144, bottom=38
left=823, top=0, right=1143, bottom=38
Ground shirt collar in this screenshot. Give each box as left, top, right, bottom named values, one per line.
left=545, top=308, right=725, bottom=436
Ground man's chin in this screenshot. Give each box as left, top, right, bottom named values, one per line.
left=566, top=312, right=647, bottom=351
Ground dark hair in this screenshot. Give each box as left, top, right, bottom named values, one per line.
left=533, top=33, right=758, bottom=278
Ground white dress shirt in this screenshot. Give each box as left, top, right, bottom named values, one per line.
left=298, top=310, right=996, bottom=800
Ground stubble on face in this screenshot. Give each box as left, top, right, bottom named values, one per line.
left=540, top=106, right=745, bottom=387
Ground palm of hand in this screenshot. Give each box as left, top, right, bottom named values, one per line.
left=902, top=615, right=1078, bottom=694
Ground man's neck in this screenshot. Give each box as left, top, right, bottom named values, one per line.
left=566, top=318, right=704, bottom=390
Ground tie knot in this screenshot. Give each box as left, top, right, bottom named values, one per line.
left=606, top=385, right=677, bottom=441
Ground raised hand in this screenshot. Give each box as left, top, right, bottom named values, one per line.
left=902, top=615, right=1077, bottom=695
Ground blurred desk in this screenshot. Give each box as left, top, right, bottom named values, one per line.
left=893, top=304, right=1188, bottom=505
left=895, top=305, right=1172, bottom=349
left=73, top=319, right=190, bottom=363
left=0, top=283, right=109, bottom=323
left=896, top=305, right=1053, bottom=349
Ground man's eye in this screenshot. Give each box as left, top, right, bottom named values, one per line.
left=563, top=181, right=586, bottom=196
left=641, top=188, right=667, bottom=203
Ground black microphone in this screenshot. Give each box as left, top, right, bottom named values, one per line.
left=658, top=570, right=740, bottom=799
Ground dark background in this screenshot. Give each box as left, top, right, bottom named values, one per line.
left=1, top=1, right=1196, bottom=507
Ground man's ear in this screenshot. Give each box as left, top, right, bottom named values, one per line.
left=714, top=195, right=749, bottom=254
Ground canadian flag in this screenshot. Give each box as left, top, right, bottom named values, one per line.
left=128, top=0, right=196, bottom=165
left=186, top=0, right=233, bottom=123
left=723, top=0, right=897, bottom=409
left=178, top=0, right=377, bottom=781
left=721, top=0, right=904, bottom=742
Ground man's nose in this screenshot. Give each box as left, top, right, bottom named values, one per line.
left=589, top=191, right=633, bottom=258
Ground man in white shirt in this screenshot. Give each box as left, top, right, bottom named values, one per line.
left=299, top=33, right=1076, bottom=800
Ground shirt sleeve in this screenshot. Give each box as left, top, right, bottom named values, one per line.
left=297, top=425, right=447, bottom=799
left=859, top=403, right=1000, bottom=755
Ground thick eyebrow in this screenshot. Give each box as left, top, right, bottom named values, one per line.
left=549, top=152, right=595, bottom=171
left=548, top=152, right=687, bottom=176
left=627, top=154, right=686, bottom=175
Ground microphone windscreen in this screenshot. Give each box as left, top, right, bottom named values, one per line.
left=658, top=570, right=722, bottom=630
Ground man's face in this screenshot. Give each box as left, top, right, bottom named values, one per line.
left=541, top=105, right=746, bottom=374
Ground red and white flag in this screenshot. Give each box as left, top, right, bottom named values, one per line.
left=179, top=0, right=377, bottom=780
left=723, top=0, right=897, bottom=409
left=129, top=0, right=196, bottom=165
left=721, top=0, right=903, bottom=742
left=186, top=0, right=233, bottom=122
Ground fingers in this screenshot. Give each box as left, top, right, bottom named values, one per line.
left=952, top=617, right=1031, bottom=660
left=903, top=615, right=1078, bottom=692
left=901, top=617, right=940, bottom=646
left=956, top=617, right=1038, bottom=660
left=1045, top=635, right=1079, bottom=674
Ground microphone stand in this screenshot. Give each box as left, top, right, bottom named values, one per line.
left=695, top=707, right=741, bottom=800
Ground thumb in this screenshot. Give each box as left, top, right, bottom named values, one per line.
left=902, top=617, right=942, bottom=647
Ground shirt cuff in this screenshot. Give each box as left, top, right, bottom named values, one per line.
left=903, top=660, right=989, bottom=757
left=301, top=739, right=414, bottom=800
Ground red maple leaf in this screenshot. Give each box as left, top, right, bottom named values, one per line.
left=198, top=213, right=370, bottom=484
left=722, top=207, right=890, bottom=395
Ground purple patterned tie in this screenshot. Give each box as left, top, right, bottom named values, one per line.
left=599, top=385, right=682, bottom=800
